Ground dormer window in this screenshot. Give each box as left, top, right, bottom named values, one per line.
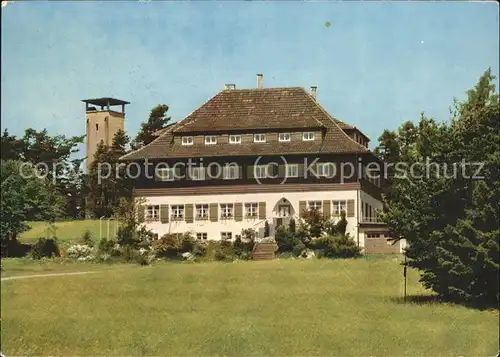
left=254, top=133, right=266, bottom=143
left=182, top=136, right=193, bottom=146
left=205, top=135, right=217, bottom=145
left=229, top=135, right=241, bottom=144
left=279, top=133, right=291, bottom=142
left=303, top=132, right=314, bottom=141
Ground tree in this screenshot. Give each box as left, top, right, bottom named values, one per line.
left=379, top=69, right=499, bottom=305
left=1, top=128, right=85, bottom=219
left=130, top=104, right=171, bottom=150
left=1, top=160, right=65, bottom=256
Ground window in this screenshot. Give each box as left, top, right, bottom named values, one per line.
left=221, top=232, right=233, bottom=240
left=95, top=123, right=99, bottom=131
left=145, top=205, right=160, bottom=221
left=182, top=136, right=193, bottom=146
left=308, top=201, right=322, bottom=211
left=303, top=132, right=314, bottom=141
left=254, top=165, right=268, bottom=179
left=366, top=233, right=381, bottom=239
left=286, top=164, right=299, bottom=178
left=205, top=136, right=217, bottom=145
left=156, top=167, right=174, bottom=181
left=317, top=163, right=334, bottom=177
left=220, top=203, right=234, bottom=219
left=254, top=133, right=266, bottom=143
left=279, top=133, right=291, bottom=142
left=171, top=205, right=184, bottom=220
left=195, top=204, right=209, bottom=220
left=332, top=200, right=347, bottom=215
left=189, top=167, right=205, bottom=181
left=229, top=135, right=241, bottom=144
left=223, top=165, right=239, bottom=180
left=245, top=203, right=258, bottom=218
left=196, top=232, right=208, bottom=240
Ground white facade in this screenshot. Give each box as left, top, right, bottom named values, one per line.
left=142, top=189, right=362, bottom=242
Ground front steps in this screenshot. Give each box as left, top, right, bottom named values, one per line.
left=252, top=242, right=278, bottom=260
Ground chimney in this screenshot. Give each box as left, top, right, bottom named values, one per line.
left=310, top=86, right=317, bottom=100
left=257, top=74, right=263, bottom=89
left=224, top=84, right=236, bottom=90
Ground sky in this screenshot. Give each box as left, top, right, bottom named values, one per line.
left=1, top=1, right=499, bottom=153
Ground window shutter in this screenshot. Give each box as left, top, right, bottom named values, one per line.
left=298, top=163, right=305, bottom=178
left=299, top=201, right=307, bottom=217
left=160, top=204, right=169, bottom=223
left=247, top=165, right=254, bottom=179
left=347, top=199, right=355, bottom=217
left=258, top=202, right=266, bottom=219
left=323, top=200, right=331, bottom=218
left=137, top=205, right=145, bottom=222
left=234, top=203, right=243, bottom=221
left=185, top=204, right=194, bottom=223
left=278, top=164, right=286, bottom=178
left=209, top=203, right=218, bottom=222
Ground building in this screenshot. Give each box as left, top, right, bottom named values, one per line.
left=83, top=97, right=129, bottom=173
left=120, top=75, right=402, bottom=253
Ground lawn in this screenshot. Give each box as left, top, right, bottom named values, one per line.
left=18, top=219, right=119, bottom=247
left=1, top=258, right=498, bottom=356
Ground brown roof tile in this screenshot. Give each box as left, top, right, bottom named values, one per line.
left=121, top=87, right=368, bottom=160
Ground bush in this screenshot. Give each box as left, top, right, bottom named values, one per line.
left=275, top=226, right=296, bottom=252
left=80, top=230, right=94, bottom=247
left=134, top=248, right=155, bottom=265
left=67, top=244, right=94, bottom=261
left=233, top=234, right=254, bottom=259
left=153, top=233, right=195, bottom=259
left=214, top=240, right=235, bottom=262
left=314, top=234, right=361, bottom=259
left=98, top=237, right=119, bottom=256
left=29, top=238, right=60, bottom=259
left=292, top=240, right=306, bottom=257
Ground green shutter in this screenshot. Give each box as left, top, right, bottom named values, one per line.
left=247, top=165, right=254, bottom=179
left=160, top=204, right=169, bottom=223
left=347, top=199, right=355, bottom=217
left=209, top=203, right=218, bottom=222
left=278, top=164, right=286, bottom=178
left=258, top=202, right=266, bottom=219
left=234, top=203, right=243, bottom=221
left=185, top=204, right=194, bottom=223
left=298, top=163, right=305, bottom=178
left=323, top=200, right=331, bottom=218
left=299, top=201, right=307, bottom=218
left=137, top=205, right=145, bottom=222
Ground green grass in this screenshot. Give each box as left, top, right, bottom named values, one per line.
left=18, top=219, right=119, bottom=247
left=1, top=258, right=498, bottom=356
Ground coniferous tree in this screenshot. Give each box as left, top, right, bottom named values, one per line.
left=130, top=104, right=170, bottom=150
left=380, top=69, right=499, bottom=305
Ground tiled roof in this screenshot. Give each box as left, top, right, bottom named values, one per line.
left=121, top=87, right=369, bottom=160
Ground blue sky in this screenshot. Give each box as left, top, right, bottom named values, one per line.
left=1, top=1, right=498, bottom=152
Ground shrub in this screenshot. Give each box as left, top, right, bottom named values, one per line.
left=98, top=237, right=119, bottom=256
left=214, top=240, right=235, bottom=262
left=153, top=233, right=195, bottom=259
left=29, top=238, right=60, bottom=259
left=292, top=240, right=306, bottom=257
left=80, top=230, right=94, bottom=247
left=275, top=226, right=296, bottom=253
left=314, top=234, right=361, bottom=259
left=233, top=235, right=253, bottom=260
left=67, top=244, right=94, bottom=261
left=264, top=221, right=270, bottom=237
left=289, top=218, right=296, bottom=233
left=135, top=247, right=155, bottom=265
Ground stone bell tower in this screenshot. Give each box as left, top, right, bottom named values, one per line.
left=82, top=97, right=129, bottom=173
